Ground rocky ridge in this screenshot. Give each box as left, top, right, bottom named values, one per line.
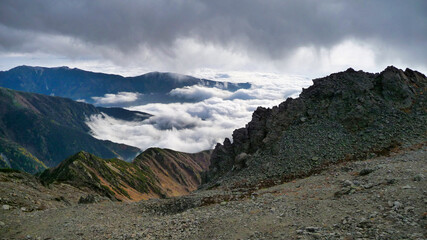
left=39, top=151, right=163, bottom=202
left=33, top=147, right=211, bottom=202
left=204, top=66, right=426, bottom=189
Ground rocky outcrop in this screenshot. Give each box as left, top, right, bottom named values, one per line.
left=204, top=66, right=426, bottom=189
left=134, top=148, right=211, bottom=196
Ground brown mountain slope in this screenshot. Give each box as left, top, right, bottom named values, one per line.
left=39, top=148, right=211, bottom=201
left=40, top=151, right=164, bottom=202
left=133, top=148, right=211, bottom=196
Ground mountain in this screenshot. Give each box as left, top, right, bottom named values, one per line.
left=0, top=137, right=46, bottom=173
left=0, top=87, right=143, bottom=173
left=40, top=151, right=163, bottom=201
left=0, top=66, right=251, bottom=105
left=39, top=148, right=211, bottom=200
left=1, top=67, right=426, bottom=239
left=133, top=148, right=211, bottom=196
left=203, top=66, right=427, bottom=188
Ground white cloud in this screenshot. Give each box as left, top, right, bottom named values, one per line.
left=85, top=72, right=312, bottom=153
left=169, top=85, right=232, bottom=101
left=92, top=92, right=140, bottom=105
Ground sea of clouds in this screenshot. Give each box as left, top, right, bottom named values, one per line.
left=85, top=71, right=312, bottom=153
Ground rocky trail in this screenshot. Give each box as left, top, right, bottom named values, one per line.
left=1, top=144, right=426, bottom=240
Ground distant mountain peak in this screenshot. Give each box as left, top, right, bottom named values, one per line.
left=0, top=65, right=251, bottom=105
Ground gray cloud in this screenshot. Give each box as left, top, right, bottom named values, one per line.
left=0, top=0, right=426, bottom=75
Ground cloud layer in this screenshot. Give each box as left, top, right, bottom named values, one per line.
left=92, top=92, right=140, bottom=105
left=0, top=1, right=426, bottom=76
left=85, top=72, right=311, bottom=153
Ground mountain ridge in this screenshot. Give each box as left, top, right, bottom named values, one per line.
left=0, top=65, right=251, bottom=105
left=0, top=86, right=143, bottom=173
left=39, top=151, right=164, bottom=202
left=38, top=147, right=211, bottom=201
left=133, top=148, right=211, bottom=196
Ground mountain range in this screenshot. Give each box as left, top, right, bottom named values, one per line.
left=1, top=66, right=426, bottom=239
left=0, top=66, right=251, bottom=105
left=0, top=87, right=144, bottom=173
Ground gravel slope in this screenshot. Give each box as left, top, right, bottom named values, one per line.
left=1, top=144, right=426, bottom=240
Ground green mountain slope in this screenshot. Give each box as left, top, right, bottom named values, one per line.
left=0, top=137, right=46, bottom=173
left=0, top=87, right=141, bottom=173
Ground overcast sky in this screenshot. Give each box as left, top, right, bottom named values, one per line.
left=0, top=0, right=426, bottom=77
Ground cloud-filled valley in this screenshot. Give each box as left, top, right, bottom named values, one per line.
left=85, top=72, right=312, bottom=153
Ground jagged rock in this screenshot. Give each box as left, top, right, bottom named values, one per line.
left=413, top=174, right=424, bottom=181
left=359, top=168, right=375, bottom=176
left=78, top=194, right=98, bottom=204
left=234, top=153, right=249, bottom=170
left=203, top=66, right=427, bottom=189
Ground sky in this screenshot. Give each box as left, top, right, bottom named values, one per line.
left=0, top=0, right=426, bottom=77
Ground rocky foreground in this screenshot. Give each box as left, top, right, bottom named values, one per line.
left=1, top=144, right=426, bottom=240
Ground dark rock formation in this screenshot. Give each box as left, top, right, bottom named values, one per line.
left=203, top=66, right=426, bottom=189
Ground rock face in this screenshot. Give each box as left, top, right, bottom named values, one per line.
left=204, top=66, right=426, bottom=188
left=133, top=148, right=211, bottom=196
